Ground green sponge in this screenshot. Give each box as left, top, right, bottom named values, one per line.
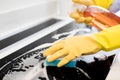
left=46, top=59, right=76, bottom=68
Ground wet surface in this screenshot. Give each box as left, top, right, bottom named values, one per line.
left=47, top=54, right=115, bottom=80
left=2, top=49, right=48, bottom=80
left=0, top=21, right=116, bottom=80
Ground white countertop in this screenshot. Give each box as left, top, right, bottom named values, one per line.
left=106, top=52, right=120, bottom=80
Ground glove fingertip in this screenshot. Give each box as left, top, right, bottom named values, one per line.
left=57, top=60, right=69, bottom=67
left=47, top=58, right=54, bottom=62
left=57, top=63, right=63, bottom=67
left=43, top=49, right=51, bottom=57
left=43, top=52, right=48, bottom=57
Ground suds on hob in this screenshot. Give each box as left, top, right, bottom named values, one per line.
left=46, top=55, right=115, bottom=80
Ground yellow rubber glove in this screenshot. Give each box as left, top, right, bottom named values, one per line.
left=93, top=24, right=120, bottom=51
left=71, top=0, right=114, bottom=26
left=70, top=10, right=93, bottom=25
left=70, top=0, right=94, bottom=25
left=43, top=24, right=120, bottom=67
left=43, top=36, right=102, bottom=67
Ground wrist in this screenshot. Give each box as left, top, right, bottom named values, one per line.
left=87, top=35, right=103, bottom=50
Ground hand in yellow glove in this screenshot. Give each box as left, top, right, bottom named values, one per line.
left=70, top=0, right=114, bottom=29
left=43, top=36, right=102, bottom=67
left=70, top=0, right=95, bottom=25
left=70, top=9, right=93, bottom=26
left=70, top=0, right=119, bottom=30
left=44, top=24, right=120, bottom=67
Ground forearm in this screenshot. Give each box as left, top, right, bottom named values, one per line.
left=93, top=24, right=120, bottom=51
